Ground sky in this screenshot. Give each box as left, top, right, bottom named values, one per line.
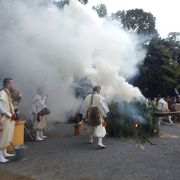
left=88, top=0, right=179, bottom=37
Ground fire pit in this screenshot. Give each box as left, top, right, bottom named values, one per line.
left=133, top=121, right=140, bottom=129
left=106, top=101, right=159, bottom=138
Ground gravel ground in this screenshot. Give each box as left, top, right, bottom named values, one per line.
left=0, top=123, right=180, bottom=180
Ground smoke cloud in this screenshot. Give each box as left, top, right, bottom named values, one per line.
left=0, top=0, right=146, bottom=121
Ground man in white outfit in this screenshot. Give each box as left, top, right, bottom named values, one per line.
left=33, top=88, right=50, bottom=141
left=157, top=97, right=173, bottom=125
left=81, top=86, right=109, bottom=149
left=0, top=78, right=16, bottom=163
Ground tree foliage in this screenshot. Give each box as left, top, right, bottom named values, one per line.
left=112, top=9, right=158, bottom=36
left=110, top=8, right=180, bottom=97
left=53, top=0, right=69, bottom=8
left=168, top=32, right=180, bottom=42
left=92, top=4, right=107, bottom=17
left=78, top=0, right=88, bottom=5
left=134, top=37, right=180, bottom=97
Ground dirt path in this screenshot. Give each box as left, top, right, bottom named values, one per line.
left=0, top=123, right=180, bottom=180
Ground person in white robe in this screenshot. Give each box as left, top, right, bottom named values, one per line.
left=0, top=78, right=16, bottom=163
left=33, top=88, right=50, bottom=141
left=81, top=86, right=109, bottom=148
left=157, top=98, right=173, bottom=125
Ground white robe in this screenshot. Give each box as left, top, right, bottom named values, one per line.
left=157, top=98, right=172, bottom=122
left=0, top=89, right=15, bottom=149
left=32, top=95, right=47, bottom=130
left=81, top=93, right=108, bottom=138
left=157, top=98, right=169, bottom=112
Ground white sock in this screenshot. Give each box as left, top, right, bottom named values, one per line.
left=98, top=138, right=103, bottom=146
left=0, top=149, right=9, bottom=163
left=168, top=117, right=173, bottom=124
left=40, top=130, right=47, bottom=138
left=3, top=148, right=14, bottom=157
left=158, top=118, right=162, bottom=125
left=89, top=134, right=93, bottom=143
left=36, top=130, right=44, bottom=141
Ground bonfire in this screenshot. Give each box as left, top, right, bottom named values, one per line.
left=106, top=101, right=159, bottom=139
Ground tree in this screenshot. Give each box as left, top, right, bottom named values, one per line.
left=112, top=9, right=158, bottom=36
left=134, top=37, right=180, bottom=97
left=167, top=32, right=180, bottom=42
left=78, top=0, right=88, bottom=5
left=53, top=0, right=69, bottom=8
left=166, top=32, right=180, bottom=64
left=92, top=4, right=107, bottom=18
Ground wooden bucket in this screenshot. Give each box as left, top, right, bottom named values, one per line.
left=74, top=125, right=80, bottom=136
left=7, top=120, right=25, bottom=152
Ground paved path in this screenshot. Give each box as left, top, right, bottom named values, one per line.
left=0, top=123, right=180, bottom=180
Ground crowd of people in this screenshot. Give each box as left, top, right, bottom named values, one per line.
left=0, top=78, right=109, bottom=163
left=0, top=77, right=179, bottom=163
left=0, top=78, right=51, bottom=163
left=152, top=95, right=180, bottom=125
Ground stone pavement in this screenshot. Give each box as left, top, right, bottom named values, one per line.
left=0, top=123, right=180, bottom=180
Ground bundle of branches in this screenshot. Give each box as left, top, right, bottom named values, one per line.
left=106, top=101, right=159, bottom=139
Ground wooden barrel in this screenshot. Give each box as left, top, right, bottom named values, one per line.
left=74, top=125, right=80, bottom=136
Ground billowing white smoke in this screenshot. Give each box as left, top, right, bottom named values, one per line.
left=0, top=0, right=146, bottom=121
